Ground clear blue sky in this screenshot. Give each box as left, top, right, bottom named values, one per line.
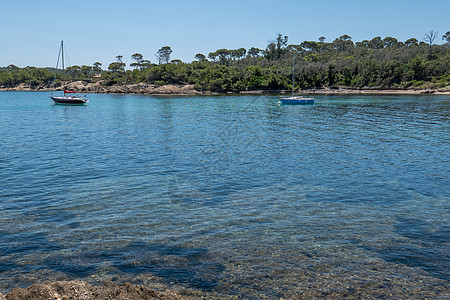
left=1, top=0, right=449, bottom=68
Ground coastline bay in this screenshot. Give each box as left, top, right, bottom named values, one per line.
left=0, top=92, right=448, bottom=298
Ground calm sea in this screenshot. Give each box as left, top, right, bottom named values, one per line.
left=0, top=91, right=449, bottom=298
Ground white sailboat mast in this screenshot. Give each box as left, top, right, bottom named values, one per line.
left=291, top=52, right=295, bottom=97
left=61, top=41, right=64, bottom=73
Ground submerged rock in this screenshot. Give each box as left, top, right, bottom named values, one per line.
left=4, top=281, right=182, bottom=300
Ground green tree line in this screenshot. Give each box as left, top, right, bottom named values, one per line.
left=1, top=32, right=449, bottom=92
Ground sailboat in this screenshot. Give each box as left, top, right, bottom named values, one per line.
left=50, top=41, right=89, bottom=105
left=279, top=52, right=314, bottom=105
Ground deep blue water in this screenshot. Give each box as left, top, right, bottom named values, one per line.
left=0, top=91, right=449, bottom=298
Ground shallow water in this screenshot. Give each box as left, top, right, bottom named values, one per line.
left=0, top=92, right=449, bottom=298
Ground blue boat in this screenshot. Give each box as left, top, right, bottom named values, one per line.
left=280, top=52, right=314, bottom=105
left=279, top=96, right=314, bottom=105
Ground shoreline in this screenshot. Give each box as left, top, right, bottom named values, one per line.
left=303, top=87, right=450, bottom=95
left=1, top=81, right=449, bottom=95
left=0, top=280, right=184, bottom=300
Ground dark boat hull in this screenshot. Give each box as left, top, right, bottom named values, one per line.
left=51, top=96, right=89, bottom=105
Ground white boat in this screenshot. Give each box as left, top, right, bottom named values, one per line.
left=279, top=52, right=314, bottom=105
left=50, top=41, right=89, bottom=105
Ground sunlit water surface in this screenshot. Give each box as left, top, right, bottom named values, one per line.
left=0, top=92, right=449, bottom=298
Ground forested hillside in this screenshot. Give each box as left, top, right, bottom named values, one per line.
left=1, top=33, right=449, bottom=92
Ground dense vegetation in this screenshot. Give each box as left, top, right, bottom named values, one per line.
left=1, top=32, right=449, bottom=92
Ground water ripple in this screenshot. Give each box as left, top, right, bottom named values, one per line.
left=0, top=92, right=449, bottom=297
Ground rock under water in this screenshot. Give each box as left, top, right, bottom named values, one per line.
left=2, top=281, right=183, bottom=300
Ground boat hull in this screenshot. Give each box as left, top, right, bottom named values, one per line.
left=51, top=96, right=89, bottom=105
left=279, top=97, right=314, bottom=105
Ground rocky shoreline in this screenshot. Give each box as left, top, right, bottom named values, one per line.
left=1, top=81, right=449, bottom=95
left=0, top=82, right=206, bottom=96
left=0, top=281, right=186, bottom=300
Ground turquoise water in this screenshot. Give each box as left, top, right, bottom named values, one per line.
left=0, top=91, right=449, bottom=298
